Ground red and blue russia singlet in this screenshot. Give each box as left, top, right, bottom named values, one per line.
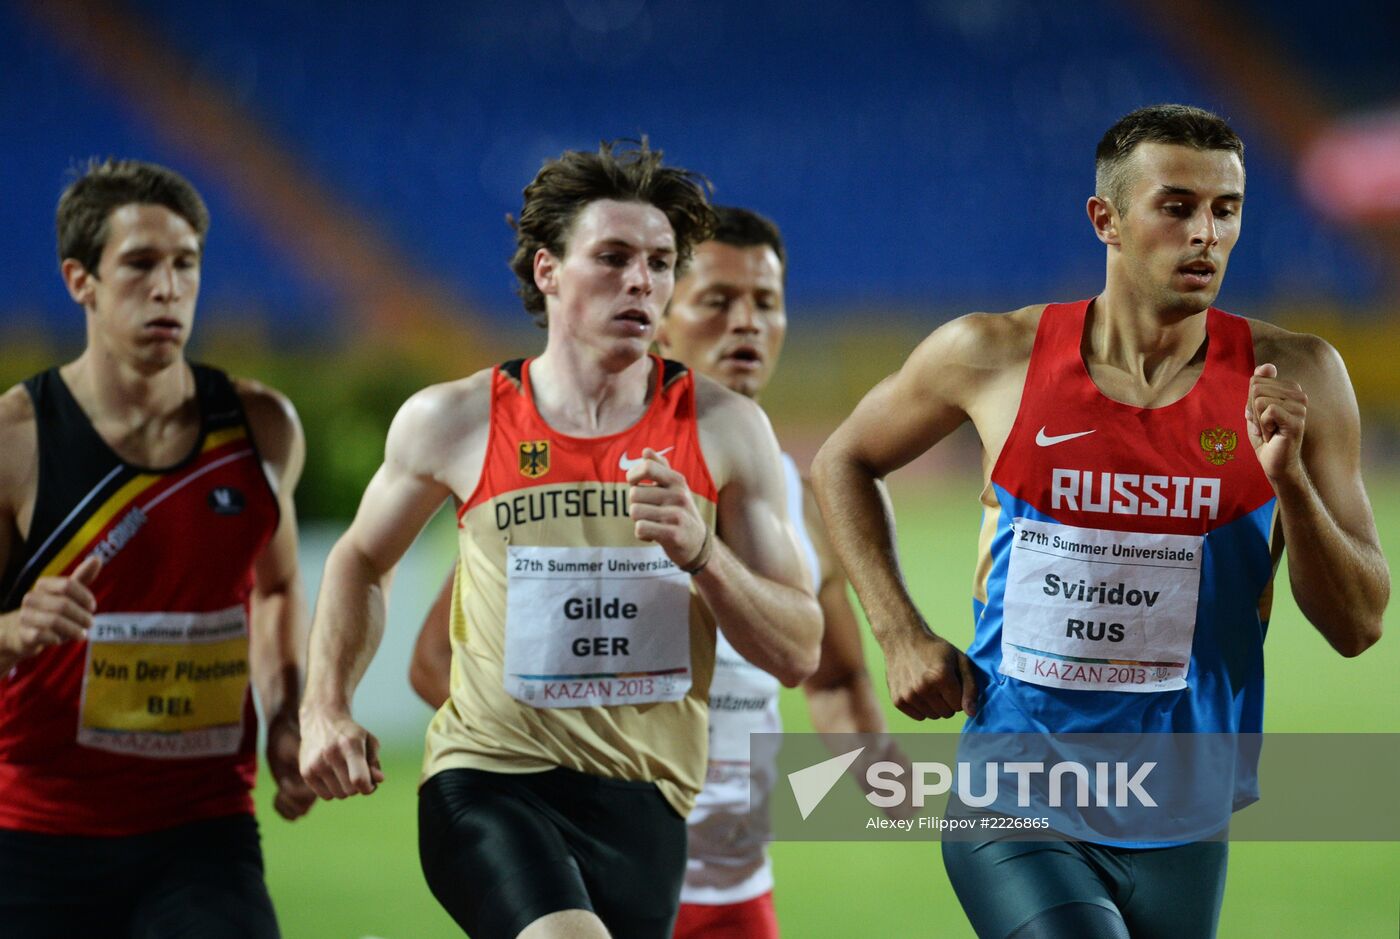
left=423, top=355, right=720, bottom=816
left=0, top=365, right=278, bottom=836
left=968, top=301, right=1277, bottom=807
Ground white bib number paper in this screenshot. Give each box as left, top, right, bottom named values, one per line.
left=1000, top=518, right=1203, bottom=692
left=505, top=545, right=693, bottom=708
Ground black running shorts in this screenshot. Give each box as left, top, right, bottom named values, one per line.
left=419, top=766, right=687, bottom=939
left=0, top=813, right=279, bottom=939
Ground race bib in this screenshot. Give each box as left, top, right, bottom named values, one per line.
left=1000, top=518, right=1203, bottom=692
left=79, top=606, right=250, bottom=758
left=504, top=545, right=692, bottom=708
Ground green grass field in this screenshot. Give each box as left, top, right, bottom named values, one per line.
left=258, top=476, right=1400, bottom=938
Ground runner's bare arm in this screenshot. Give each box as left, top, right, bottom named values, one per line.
left=1250, top=331, right=1388, bottom=655
left=635, top=382, right=820, bottom=686
left=0, top=386, right=100, bottom=675
left=300, top=379, right=483, bottom=798
left=799, top=480, right=885, bottom=737
left=409, top=566, right=454, bottom=710
left=239, top=380, right=316, bottom=820
left=800, top=478, right=916, bottom=810
left=702, top=387, right=822, bottom=685
left=812, top=314, right=1026, bottom=721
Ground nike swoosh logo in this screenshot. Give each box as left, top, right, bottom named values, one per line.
left=1035, top=427, right=1096, bottom=447
left=619, top=447, right=674, bottom=471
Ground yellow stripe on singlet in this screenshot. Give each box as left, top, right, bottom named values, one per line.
left=38, top=428, right=248, bottom=579
left=203, top=426, right=246, bottom=451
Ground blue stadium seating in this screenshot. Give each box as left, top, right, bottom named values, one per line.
left=3, top=0, right=1387, bottom=335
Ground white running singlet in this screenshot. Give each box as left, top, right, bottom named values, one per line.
left=681, top=453, right=820, bottom=905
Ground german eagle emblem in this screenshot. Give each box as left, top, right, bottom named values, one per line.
left=518, top=440, right=550, bottom=478
left=1199, top=427, right=1237, bottom=466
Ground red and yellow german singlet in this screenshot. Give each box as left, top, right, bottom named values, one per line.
left=423, top=356, right=719, bottom=815
left=0, top=365, right=278, bottom=836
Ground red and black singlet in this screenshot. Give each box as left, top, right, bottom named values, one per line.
left=0, top=365, right=278, bottom=836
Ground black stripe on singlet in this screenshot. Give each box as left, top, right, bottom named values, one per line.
left=659, top=358, right=688, bottom=390
left=0, top=364, right=251, bottom=610
left=499, top=358, right=688, bottom=389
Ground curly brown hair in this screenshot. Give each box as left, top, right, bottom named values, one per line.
left=509, top=139, right=715, bottom=327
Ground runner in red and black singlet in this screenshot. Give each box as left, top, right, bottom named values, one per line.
left=299, top=143, right=823, bottom=939
left=0, top=160, right=314, bottom=939
left=0, top=365, right=276, bottom=832
left=814, top=106, right=1387, bottom=938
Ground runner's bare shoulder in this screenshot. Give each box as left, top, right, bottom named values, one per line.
left=903, top=304, right=1046, bottom=403
left=691, top=371, right=764, bottom=426
left=397, top=367, right=493, bottom=437
left=1243, top=316, right=1360, bottom=449
left=1244, top=317, right=1346, bottom=387
left=692, top=371, right=778, bottom=482
left=931, top=304, right=1042, bottom=365
left=232, top=377, right=302, bottom=471
left=385, top=368, right=495, bottom=478
left=0, top=384, right=38, bottom=505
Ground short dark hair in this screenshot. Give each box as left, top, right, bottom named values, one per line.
left=708, top=206, right=786, bottom=270
left=56, top=158, right=209, bottom=274
left=509, top=139, right=715, bottom=327
left=1095, top=104, right=1245, bottom=212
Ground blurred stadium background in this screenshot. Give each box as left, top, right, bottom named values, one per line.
left=2, top=0, right=1396, bottom=935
